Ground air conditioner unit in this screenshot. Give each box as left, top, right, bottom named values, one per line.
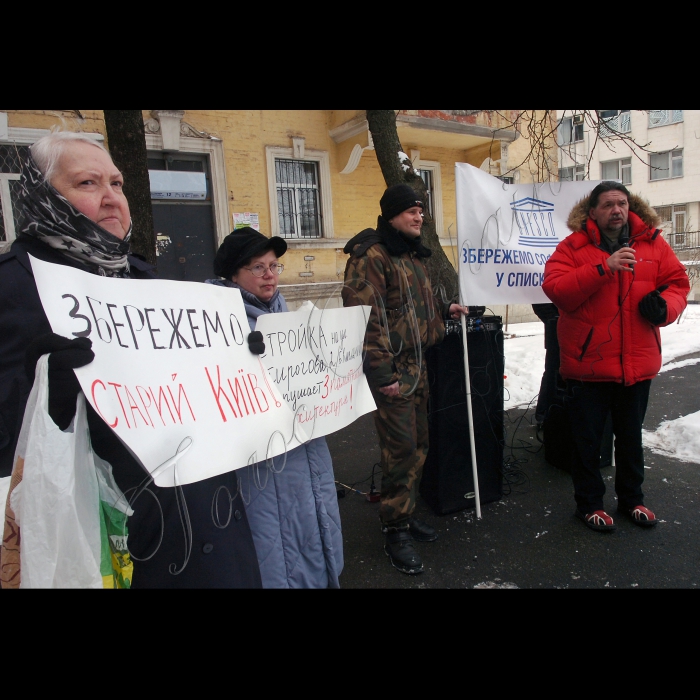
left=573, top=114, right=584, bottom=125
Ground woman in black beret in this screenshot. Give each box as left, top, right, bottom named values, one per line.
left=206, top=229, right=344, bottom=588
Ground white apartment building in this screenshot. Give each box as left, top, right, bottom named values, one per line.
left=557, top=110, right=700, bottom=300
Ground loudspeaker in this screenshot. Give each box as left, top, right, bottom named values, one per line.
left=420, top=317, right=504, bottom=515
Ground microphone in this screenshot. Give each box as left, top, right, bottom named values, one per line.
left=618, top=230, right=634, bottom=273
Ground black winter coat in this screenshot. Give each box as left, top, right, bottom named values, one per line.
left=0, top=236, right=262, bottom=588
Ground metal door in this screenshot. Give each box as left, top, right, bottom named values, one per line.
left=149, top=153, right=218, bottom=283
left=153, top=202, right=216, bottom=282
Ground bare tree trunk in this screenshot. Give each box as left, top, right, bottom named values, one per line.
left=103, top=110, right=156, bottom=265
left=366, top=110, right=459, bottom=303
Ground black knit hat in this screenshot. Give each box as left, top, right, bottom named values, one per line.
left=213, top=228, right=287, bottom=280
left=380, top=184, right=424, bottom=221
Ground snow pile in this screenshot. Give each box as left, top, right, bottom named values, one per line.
left=659, top=304, right=700, bottom=365
left=503, top=305, right=700, bottom=410
left=503, top=322, right=545, bottom=410
left=502, top=304, right=700, bottom=464
left=643, top=410, right=700, bottom=463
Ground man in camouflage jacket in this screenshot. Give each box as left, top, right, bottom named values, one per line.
left=342, top=184, right=467, bottom=574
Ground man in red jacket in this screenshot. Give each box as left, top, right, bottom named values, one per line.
left=543, top=182, right=690, bottom=532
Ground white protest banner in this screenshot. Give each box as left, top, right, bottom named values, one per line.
left=456, top=163, right=600, bottom=304
left=255, top=301, right=376, bottom=439
left=30, top=256, right=308, bottom=488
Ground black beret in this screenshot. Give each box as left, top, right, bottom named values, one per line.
left=213, top=228, right=287, bottom=279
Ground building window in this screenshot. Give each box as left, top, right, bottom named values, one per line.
left=650, top=149, right=683, bottom=180
left=648, top=110, right=683, bottom=128
left=599, top=110, right=631, bottom=135
left=601, top=158, right=632, bottom=184
left=654, top=204, right=687, bottom=247
left=557, top=116, right=584, bottom=145
left=419, top=168, right=434, bottom=217
left=274, top=159, right=322, bottom=238
left=559, top=164, right=585, bottom=181
left=673, top=204, right=686, bottom=236
left=416, top=160, right=444, bottom=237
left=0, top=144, right=29, bottom=243
left=496, top=175, right=514, bottom=184
left=265, top=146, right=334, bottom=240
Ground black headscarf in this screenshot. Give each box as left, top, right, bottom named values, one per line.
left=16, top=150, right=132, bottom=277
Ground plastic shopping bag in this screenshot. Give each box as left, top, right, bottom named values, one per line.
left=1, top=355, right=132, bottom=589
left=95, top=454, right=133, bottom=589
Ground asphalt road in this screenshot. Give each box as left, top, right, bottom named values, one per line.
left=327, top=352, right=700, bottom=589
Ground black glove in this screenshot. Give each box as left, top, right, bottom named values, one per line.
left=639, top=286, right=669, bottom=325
left=25, top=333, right=95, bottom=430
left=247, top=331, right=265, bottom=355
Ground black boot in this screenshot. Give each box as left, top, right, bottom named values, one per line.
left=384, top=526, right=423, bottom=575
left=408, top=517, right=438, bottom=542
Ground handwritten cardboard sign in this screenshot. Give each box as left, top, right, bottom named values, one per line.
left=255, top=301, right=376, bottom=438
left=30, top=256, right=306, bottom=487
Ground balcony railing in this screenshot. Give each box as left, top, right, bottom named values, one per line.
left=666, top=230, right=700, bottom=251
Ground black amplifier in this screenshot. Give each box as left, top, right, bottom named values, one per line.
left=445, top=317, right=502, bottom=335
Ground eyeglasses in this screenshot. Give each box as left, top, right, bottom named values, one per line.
left=243, top=263, right=284, bottom=277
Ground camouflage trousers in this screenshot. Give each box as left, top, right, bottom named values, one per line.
left=372, top=362, right=429, bottom=527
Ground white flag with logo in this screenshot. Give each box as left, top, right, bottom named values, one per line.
left=456, top=163, right=601, bottom=304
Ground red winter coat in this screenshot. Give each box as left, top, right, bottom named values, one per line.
left=543, top=193, right=690, bottom=385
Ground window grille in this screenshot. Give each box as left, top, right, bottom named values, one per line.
left=654, top=204, right=688, bottom=246
left=648, top=110, right=683, bottom=127
left=275, top=158, right=322, bottom=238
left=654, top=205, right=672, bottom=223
left=673, top=205, right=686, bottom=244
left=420, top=169, right=434, bottom=217
left=0, top=144, right=29, bottom=242
left=599, top=110, right=631, bottom=136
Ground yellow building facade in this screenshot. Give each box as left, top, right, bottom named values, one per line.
left=1, top=109, right=545, bottom=309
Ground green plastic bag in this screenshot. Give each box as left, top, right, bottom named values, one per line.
left=95, top=454, right=134, bottom=589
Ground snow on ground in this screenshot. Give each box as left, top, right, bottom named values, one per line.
left=503, top=321, right=545, bottom=410
left=642, top=410, right=700, bottom=463
left=503, top=304, right=700, bottom=463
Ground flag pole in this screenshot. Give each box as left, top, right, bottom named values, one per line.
left=454, top=162, right=482, bottom=519
left=458, top=285, right=482, bottom=520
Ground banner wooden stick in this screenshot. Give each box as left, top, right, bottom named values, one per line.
left=458, top=298, right=483, bottom=520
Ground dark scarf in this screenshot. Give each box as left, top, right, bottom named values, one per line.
left=344, top=216, right=433, bottom=259
left=16, top=151, right=132, bottom=277
left=599, top=223, right=630, bottom=254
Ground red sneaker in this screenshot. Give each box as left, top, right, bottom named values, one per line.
left=576, top=509, right=616, bottom=532
left=622, top=505, right=658, bottom=527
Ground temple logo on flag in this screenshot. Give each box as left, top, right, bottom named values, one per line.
left=510, top=197, right=558, bottom=247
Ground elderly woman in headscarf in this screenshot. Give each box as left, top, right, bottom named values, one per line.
left=206, top=229, right=343, bottom=588
left=0, top=132, right=261, bottom=588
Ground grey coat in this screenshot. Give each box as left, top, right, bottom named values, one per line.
left=205, top=280, right=344, bottom=588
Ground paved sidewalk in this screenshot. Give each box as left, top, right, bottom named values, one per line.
left=327, top=356, right=700, bottom=589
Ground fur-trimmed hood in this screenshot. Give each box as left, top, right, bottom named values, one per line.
left=567, top=192, right=661, bottom=233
